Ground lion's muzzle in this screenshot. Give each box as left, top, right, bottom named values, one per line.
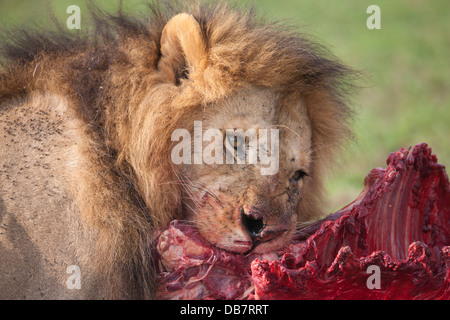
left=240, top=206, right=289, bottom=254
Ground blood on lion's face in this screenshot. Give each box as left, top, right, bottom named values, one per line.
left=176, top=87, right=313, bottom=254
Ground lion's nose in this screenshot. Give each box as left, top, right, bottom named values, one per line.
left=241, top=207, right=288, bottom=245
left=241, top=208, right=265, bottom=238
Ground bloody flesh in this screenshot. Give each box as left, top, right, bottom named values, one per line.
left=156, top=143, right=450, bottom=299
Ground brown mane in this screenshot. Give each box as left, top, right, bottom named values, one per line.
left=0, top=1, right=356, bottom=298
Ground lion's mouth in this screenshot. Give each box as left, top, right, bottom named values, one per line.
left=182, top=189, right=295, bottom=254
left=200, top=220, right=292, bottom=255
left=243, top=227, right=289, bottom=254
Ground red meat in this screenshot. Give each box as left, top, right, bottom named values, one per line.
left=156, top=143, right=450, bottom=299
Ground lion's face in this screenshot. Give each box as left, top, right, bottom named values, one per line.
left=177, top=87, right=312, bottom=253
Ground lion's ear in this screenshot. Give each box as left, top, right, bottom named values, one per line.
left=158, top=13, right=207, bottom=85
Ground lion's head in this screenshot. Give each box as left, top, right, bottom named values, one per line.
left=108, top=5, right=355, bottom=254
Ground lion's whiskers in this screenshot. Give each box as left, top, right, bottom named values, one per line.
left=296, top=220, right=315, bottom=230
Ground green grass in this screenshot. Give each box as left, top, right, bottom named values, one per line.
left=1, top=0, right=449, bottom=212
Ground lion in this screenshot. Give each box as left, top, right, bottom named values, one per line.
left=0, top=1, right=355, bottom=299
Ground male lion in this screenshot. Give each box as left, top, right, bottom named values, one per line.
left=0, top=1, right=354, bottom=299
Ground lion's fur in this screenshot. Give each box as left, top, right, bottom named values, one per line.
left=0, top=1, right=355, bottom=299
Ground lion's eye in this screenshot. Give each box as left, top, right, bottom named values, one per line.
left=290, top=170, right=308, bottom=183
left=226, top=134, right=244, bottom=150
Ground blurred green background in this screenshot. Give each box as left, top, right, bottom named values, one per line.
left=1, top=0, right=449, bottom=213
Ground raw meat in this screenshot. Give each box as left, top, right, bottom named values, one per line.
left=156, top=143, right=450, bottom=299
